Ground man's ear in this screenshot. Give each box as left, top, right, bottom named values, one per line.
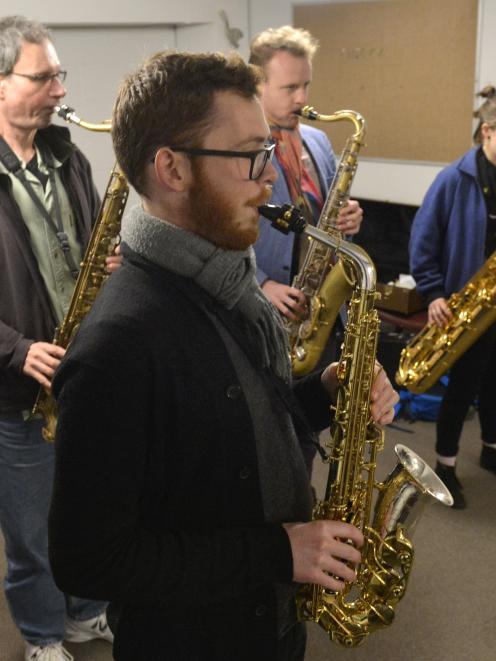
left=153, top=147, right=192, bottom=192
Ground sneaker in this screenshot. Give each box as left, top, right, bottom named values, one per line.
left=480, top=445, right=496, bottom=473
left=25, top=642, right=74, bottom=661
left=64, top=612, right=114, bottom=644
left=435, top=462, right=466, bottom=509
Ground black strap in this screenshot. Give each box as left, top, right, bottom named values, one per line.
left=0, top=135, right=79, bottom=278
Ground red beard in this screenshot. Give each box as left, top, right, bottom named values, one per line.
left=187, top=160, right=272, bottom=250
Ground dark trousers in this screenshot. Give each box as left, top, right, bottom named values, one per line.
left=112, top=610, right=306, bottom=661
left=436, top=323, right=496, bottom=457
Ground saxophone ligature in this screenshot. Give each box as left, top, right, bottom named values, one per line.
left=259, top=203, right=453, bottom=647
left=32, top=105, right=129, bottom=441
left=396, top=250, right=496, bottom=393
left=289, top=106, right=366, bottom=376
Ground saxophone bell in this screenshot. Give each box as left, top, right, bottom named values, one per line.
left=377, top=444, right=453, bottom=538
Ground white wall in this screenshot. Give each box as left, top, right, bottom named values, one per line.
left=1, top=0, right=493, bottom=205
left=9, top=0, right=213, bottom=25
left=51, top=27, right=176, bottom=198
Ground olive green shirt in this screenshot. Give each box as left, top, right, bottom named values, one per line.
left=0, top=144, right=82, bottom=324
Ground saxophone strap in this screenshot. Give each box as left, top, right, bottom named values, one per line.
left=0, top=134, right=79, bottom=278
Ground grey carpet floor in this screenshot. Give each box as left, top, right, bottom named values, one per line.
left=1, top=416, right=495, bottom=661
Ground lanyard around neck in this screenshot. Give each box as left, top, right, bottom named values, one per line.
left=0, top=135, right=79, bottom=278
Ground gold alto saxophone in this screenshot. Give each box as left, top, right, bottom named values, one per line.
left=259, top=204, right=453, bottom=647
left=32, top=105, right=129, bottom=441
left=396, top=250, right=496, bottom=393
left=289, top=106, right=366, bottom=376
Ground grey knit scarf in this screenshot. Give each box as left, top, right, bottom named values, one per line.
left=121, top=205, right=291, bottom=383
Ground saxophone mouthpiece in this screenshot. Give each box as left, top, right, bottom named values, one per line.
left=258, top=204, right=306, bottom=235
left=55, top=104, right=74, bottom=120
left=299, top=106, right=319, bottom=121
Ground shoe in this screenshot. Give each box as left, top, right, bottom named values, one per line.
left=480, top=445, right=496, bottom=473
left=25, top=642, right=74, bottom=661
left=64, top=612, right=114, bottom=644
left=435, top=462, right=466, bottom=509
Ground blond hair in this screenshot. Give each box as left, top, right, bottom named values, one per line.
left=249, top=25, right=318, bottom=71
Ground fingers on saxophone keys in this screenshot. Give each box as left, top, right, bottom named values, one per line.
left=318, top=544, right=362, bottom=591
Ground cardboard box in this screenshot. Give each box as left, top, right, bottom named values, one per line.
left=376, top=283, right=425, bottom=315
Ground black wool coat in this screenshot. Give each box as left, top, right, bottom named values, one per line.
left=49, top=247, right=332, bottom=661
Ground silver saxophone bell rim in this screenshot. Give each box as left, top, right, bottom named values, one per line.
left=394, top=443, right=454, bottom=507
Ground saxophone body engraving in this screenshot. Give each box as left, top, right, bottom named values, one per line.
left=32, top=106, right=129, bottom=441
left=258, top=204, right=453, bottom=647
left=396, top=250, right=496, bottom=393
left=290, top=106, right=366, bottom=376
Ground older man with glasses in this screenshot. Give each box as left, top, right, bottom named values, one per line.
left=0, top=15, right=114, bottom=661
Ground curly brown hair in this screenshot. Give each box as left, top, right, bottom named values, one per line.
left=112, top=50, right=261, bottom=196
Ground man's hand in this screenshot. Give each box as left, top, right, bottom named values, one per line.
left=22, top=342, right=66, bottom=390
left=105, top=243, right=123, bottom=274
left=428, top=297, right=452, bottom=327
left=334, top=199, right=363, bottom=236
left=283, top=520, right=363, bottom=591
left=262, top=280, right=307, bottom=321
left=321, top=361, right=399, bottom=426
left=369, top=363, right=399, bottom=426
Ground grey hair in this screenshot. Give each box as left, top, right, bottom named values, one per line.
left=0, top=16, right=51, bottom=75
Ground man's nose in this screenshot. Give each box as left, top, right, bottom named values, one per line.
left=262, top=159, right=278, bottom=185
left=50, top=79, right=66, bottom=98
left=294, top=87, right=308, bottom=106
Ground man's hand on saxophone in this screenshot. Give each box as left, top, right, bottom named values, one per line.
left=428, top=296, right=453, bottom=327
left=283, top=520, right=364, bottom=591
left=261, top=200, right=363, bottom=321
left=105, top=242, right=124, bottom=274
left=333, top=199, right=363, bottom=236
left=22, top=342, right=66, bottom=390
left=320, top=361, right=399, bottom=426
left=24, top=246, right=123, bottom=391
left=261, top=280, right=307, bottom=320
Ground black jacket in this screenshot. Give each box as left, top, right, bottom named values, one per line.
left=49, top=248, right=332, bottom=661
left=0, top=124, right=100, bottom=413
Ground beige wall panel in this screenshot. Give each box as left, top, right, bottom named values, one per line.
left=294, top=0, right=478, bottom=162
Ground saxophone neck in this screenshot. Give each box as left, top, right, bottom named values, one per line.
left=299, top=106, right=366, bottom=142
left=55, top=104, right=112, bottom=133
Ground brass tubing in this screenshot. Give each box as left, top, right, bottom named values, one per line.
left=55, top=104, right=111, bottom=132
left=298, top=105, right=365, bottom=140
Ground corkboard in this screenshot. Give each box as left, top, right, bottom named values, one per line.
left=294, top=0, right=478, bottom=162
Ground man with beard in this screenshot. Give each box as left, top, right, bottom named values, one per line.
left=0, top=15, right=115, bottom=661
left=250, top=25, right=363, bottom=324
left=48, top=51, right=398, bottom=661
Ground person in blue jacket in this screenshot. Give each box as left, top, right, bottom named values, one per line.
left=249, top=26, right=363, bottom=323
left=410, top=85, right=496, bottom=509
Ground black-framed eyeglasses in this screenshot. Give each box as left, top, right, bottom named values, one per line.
left=9, top=70, right=67, bottom=85
left=168, top=139, right=276, bottom=180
